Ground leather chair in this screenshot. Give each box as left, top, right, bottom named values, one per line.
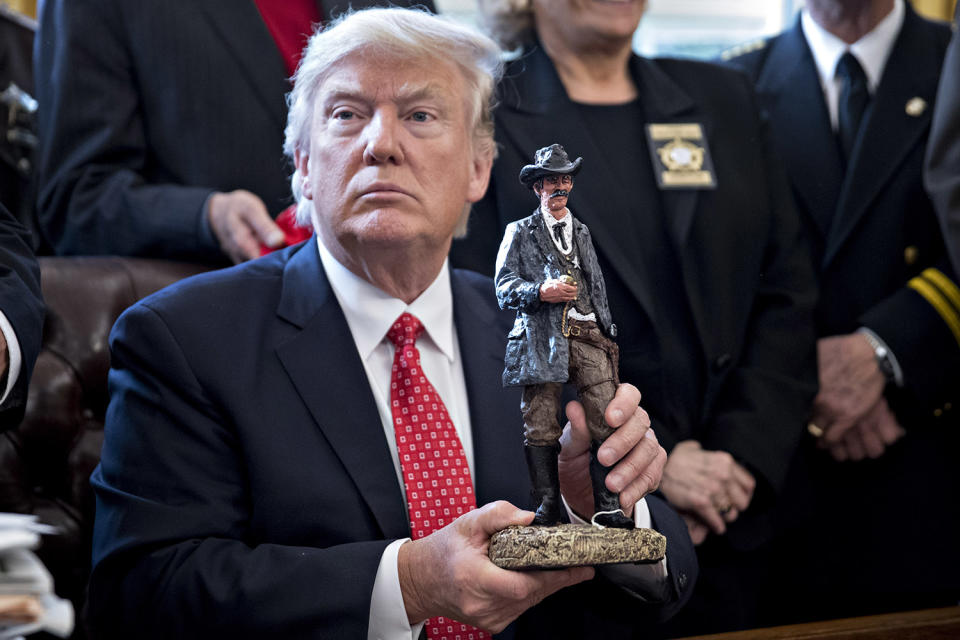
left=0, top=256, right=210, bottom=637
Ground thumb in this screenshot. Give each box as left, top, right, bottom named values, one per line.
left=242, top=197, right=285, bottom=248
left=473, top=501, right=535, bottom=536
left=559, top=401, right=591, bottom=459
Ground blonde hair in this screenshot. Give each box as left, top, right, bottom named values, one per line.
left=283, top=7, right=503, bottom=224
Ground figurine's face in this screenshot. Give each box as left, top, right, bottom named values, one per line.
left=535, top=174, right=574, bottom=218
left=294, top=51, right=492, bottom=260
left=532, top=0, right=647, bottom=49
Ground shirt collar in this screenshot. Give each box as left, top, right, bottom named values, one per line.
left=541, top=207, right=572, bottom=228
left=316, top=238, right=457, bottom=363
left=801, top=0, right=904, bottom=93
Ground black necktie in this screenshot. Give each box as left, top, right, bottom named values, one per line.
left=553, top=221, right=568, bottom=251
left=836, top=51, right=870, bottom=165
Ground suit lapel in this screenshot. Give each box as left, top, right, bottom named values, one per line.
left=196, top=0, right=290, bottom=132
left=825, top=6, right=940, bottom=266
left=452, top=271, right=529, bottom=507
left=275, top=241, right=409, bottom=539
left=755, top=22, right=844, bottom=240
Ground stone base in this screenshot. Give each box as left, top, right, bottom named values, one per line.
left=488, top=524, right=666, bottom=570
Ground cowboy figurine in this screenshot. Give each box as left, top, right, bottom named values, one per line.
left=496, top=144, right=633, bottom=529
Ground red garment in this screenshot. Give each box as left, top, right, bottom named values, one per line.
left=387, top=314, right=490, bottom=640
left=252, top=0, right=321, bottom=75
left=259, top=205, right=312, bottom=256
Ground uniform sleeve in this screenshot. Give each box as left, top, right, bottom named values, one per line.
left=34, top=0, right=218, bottom=260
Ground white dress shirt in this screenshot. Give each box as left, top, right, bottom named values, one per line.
left=801, top=0, right=905, bottom=130
left=317, top=239, right=664, bottom=640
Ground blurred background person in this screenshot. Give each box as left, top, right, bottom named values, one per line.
left=727, top=0, right=960, bottom=623
left=450, top=0, right=818, bottom=634
left=925, top=3, right=960, bottom=274
left=33, top=0, right=431, bottom=265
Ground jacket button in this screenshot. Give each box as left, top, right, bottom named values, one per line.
left=904, top=246, right=918, bottom=265
left=678, top=572, right=688, bottom=590
left=713, top=353, right=732, bottom=372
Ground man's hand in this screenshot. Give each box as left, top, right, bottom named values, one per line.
left=679, top=512, right=710, bottom=546
left=812, top=334, right=886, bottom=444
left=557, top=383, right=665, bottom=519
left=825, top=397, right=905, bottom=462
left=397, top=501, right=594, bottom=632
left=660, top=440, right=755, bottom=537
left=539, top=278, right=578, bottom=303
left=207, top=190, right=285, bottom=263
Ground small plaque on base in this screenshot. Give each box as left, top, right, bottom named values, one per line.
left=489, top=524, right=666, bottom=570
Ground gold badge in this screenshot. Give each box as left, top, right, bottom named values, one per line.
left=646, top=123, right=717, bottom=189
left=905, top=97, right=927, bottom=117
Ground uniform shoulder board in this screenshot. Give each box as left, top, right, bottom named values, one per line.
left=720, top=38, right=768, bottom=61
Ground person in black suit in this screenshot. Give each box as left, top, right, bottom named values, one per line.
left=88, top=9, right=696, bottom=639
left=725, top=0, right=960, bottom=622
left=926, top=4, right=960, bottom=275
left=33, top=0, right=431, bottom=265
left=451, top=0, right=817, bottom=634
left=0, top=201, right=42, bottom=430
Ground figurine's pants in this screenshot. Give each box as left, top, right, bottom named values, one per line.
left=521, top=320, right=619, bottom=446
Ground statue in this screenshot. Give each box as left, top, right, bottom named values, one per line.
left=495, top=143, right=634, bottom=530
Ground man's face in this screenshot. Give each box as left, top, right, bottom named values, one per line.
left=535, top=174, right=574, bottom=219
left=294, top=52, right=492, bottom=262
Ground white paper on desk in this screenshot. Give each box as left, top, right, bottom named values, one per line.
left=0, top=549, right=53, bottom=595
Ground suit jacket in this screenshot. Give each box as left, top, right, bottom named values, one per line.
left=496, top=210, right=615, bottom=386
left=33, top=0, right=431, bottom=264
left=451, top=46, right=818, bottom=543
left=925, top=8, right=960, bottom=276
left=0, top=202, right=43, bottom=429
left=88, top=240, right=695, bottom=639
left=726, top=5, right=960, bottom=426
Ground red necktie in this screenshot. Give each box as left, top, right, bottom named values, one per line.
left=387, top=313, right=490, bottom=640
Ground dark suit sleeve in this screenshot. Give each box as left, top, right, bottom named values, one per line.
left=34, top=0, right=218, bottom=259
left=88, top=303, right=390, bottom=639
left=0, top=204, right=43, bottom=429
left=701, top=106, right=819, bottom=499
left=925, top=21, right=960, bottom=276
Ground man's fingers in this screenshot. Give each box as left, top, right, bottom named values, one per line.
left=559, top=401, right=591, bottom=459
left=472, top=501, right=535, bottom=536
left=242, top=204, right=285, bottom=248
left=856, top=421, right=886, bottom=459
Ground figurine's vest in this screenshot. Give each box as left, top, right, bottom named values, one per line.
left=548, top=234, right=596, bottom=319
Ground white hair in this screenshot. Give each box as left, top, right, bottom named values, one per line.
left=283, top=7, right=504, bottom=225
left=476, top=0, right=535, bottom=52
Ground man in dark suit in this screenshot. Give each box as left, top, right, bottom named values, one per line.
left=0, top=202, right=43, bottom=429
left=33, top=0, right=431, bottom=265
left=451, top=1, right=818, bottom=632
left=926, top=4, right=960, bottom=274
left=726, top=0, right=960, bottom=621
left=88, top=9, right=695, bottom=639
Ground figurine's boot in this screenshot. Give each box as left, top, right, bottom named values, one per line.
left=589, top=441, right=635, bottom=529
left=524, top=443, right=564, bottom=526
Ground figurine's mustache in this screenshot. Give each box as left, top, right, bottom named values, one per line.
left=548, top=190, right=569, bottom=199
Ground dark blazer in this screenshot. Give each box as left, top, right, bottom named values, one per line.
left=925, top=8, right=960, bottom=275
left=496, top=210, right=615, bottom=386
left=452, top=46, right=818, bottom=539
left=725, top=7, right=960, bottom=612
left=0, top=202, right=43, bottom=429
left=33, top=0, right=431, bottom=264
left=726, top=5, right=960, bottom=426
left=88, top=240, right=695, bottom=639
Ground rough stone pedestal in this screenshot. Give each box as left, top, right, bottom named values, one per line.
left=488, top=524, right=666, bottom=570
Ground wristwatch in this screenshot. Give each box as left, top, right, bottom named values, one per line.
left=859, top=329, right=896, bottom=384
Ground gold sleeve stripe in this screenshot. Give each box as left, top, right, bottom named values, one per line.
left=921, top=268, right=960, bottom=316
left=908, top=277, right=960, bottom=348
